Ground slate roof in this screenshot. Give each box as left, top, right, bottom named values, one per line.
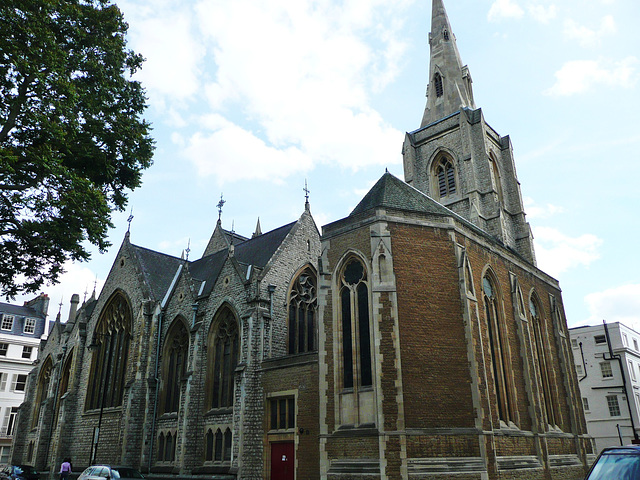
left=0, top=302, right=44, bottom=319
left=349, top=172, right=506, bottom=249
left=130, top=244, right=185, bottom=302
left=350, top=172, right=456, bottom=218
left=234, top=221, right=296, bottom=268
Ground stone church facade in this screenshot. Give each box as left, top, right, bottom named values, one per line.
left=13, top=1, right=593, bottom=479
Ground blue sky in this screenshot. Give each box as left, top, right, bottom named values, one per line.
left=8, top=0, right=640, bottom=330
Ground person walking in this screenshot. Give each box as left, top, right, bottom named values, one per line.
left=59, top=458, right=72, bottom=480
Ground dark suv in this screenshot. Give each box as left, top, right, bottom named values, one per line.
left=585, top=446, right=640, bottom=479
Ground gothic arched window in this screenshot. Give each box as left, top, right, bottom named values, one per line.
left=32, top=356, right=53, bottom=428
left=288, top=266, right=317, bottom=355
left=488, top=154, right=504, bottom=203
left=54, top=349, right=74, bottom=428
left=85, top=292, right=132, bottom=410
left=434, top=155, right=457, bottom=199
left=482, top=272, right=515, bottom=425
left=160, top=318, right=189, bottom=415
left=434, top=73, right=444, bottom=97
left=340, top=258, right=372, bottom=389
left=207, top=307, right=239, bottom=410
left=530, top=293, right=557, bottom=427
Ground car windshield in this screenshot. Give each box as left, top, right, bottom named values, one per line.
left=111, top=468, right=144, bottom=479
left=587, top=449, right=640, bottom=480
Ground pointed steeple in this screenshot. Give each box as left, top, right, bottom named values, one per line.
left=421, top=0, right=475, bottom=127
left=252, top=218, right=262, bottom=238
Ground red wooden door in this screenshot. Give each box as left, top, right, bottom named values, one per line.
left=270, top=441, right=294, bottom=480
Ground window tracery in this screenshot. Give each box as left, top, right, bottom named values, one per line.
left=340, top=258, right=372, bottom=390
left=288, top=267, right=317, bottom=355
left=32, top=356, right=53, bottom=428
left=86, top=293, right=132, bottom=410
left=160, top=319, right=189, bottom=414
left=207, top=307, right=239, bottom=410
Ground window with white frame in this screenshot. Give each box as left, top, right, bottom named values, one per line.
left=635, top=339, right=639, bottom=351
left=623, top=333, right=629, bottom=347
left=22, top=346, right=33, bottom=359
left=0, top=373, right=6, bottom=391
left=576, top=364, right=584, bottom=376
left=582, top=397, right=590, bottom=412
left=0, top=446, right=10, bottom=463
left=630, top=361, right=637, bottom=381
left=10, top=374, right=27, bottom=392
left=1, top=407, right=18, bottom=436
left=571, top=338, right=578, bottom=348
left=600, top=362, right=613, bottom=378
left=607, top=395, right=621, bottom=416
left=23, top=318, right=36, bottom=334
left=0, top=344, right=7, bottom=356
left=1, top=315, right=13, bottom=331
left=594, top=335, right=607, bottom=345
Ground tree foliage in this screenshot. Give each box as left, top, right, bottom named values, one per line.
left=0, top=0, right=154, bottom=297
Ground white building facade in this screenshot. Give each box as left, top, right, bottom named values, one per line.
left=569, top=322, right=640, bottom=453
left=0, top=294, right=49, bottom=463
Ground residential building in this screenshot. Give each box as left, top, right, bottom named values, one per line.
left=570, top=322, right=640, bottom=452
left=12, top=1, right=593, bottom=479
left=0, top=294, right=49, bottom=462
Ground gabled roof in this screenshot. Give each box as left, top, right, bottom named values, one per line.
left=187, top=221, right=297, bottom=298
left=129, top=244, right=185, bottom=302
left=350, top=172, right=454, bottom=218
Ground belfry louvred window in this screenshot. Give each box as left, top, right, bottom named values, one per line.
left=436, top=157, right=456, bottom=198
left=340, top=258, right=372, bottom=390
left=160, top=318, right=189, bottom=414
left=288, top=266, right=317, bottom=354
left=434, top=73, right=444, bottom=97
left=86, top=293, right=132, bottom=411
left=207, top=306, right=239, bottom=409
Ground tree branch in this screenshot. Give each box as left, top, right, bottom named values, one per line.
left=0, top=74, right=32, bottom=144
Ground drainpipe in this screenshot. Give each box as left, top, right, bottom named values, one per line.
left=603, top=321, right=639, bottom=441
left=578, top=342, right=588, bottom=382
left=268, top=285, right=276, bottom=358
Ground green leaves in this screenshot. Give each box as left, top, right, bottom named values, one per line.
left=0, top=0, right=154, bottom=297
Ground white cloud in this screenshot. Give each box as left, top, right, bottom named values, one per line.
left=564, top=15, right=617, bottom=48
left=527, top=4, right=557, bottom=24
left=545, top=56, right=639, bottom=96
left=120, top=1, right=206, bottom=104
left=533, top=226, right=602, bottom=277
left=583, top=284, right=640, bottom=330
left=488, top=0, right=525, bottom=22
left=524, top=197, right=564, bottom=219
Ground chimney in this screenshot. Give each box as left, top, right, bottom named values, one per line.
left=69, top=294, right=80, bottom=323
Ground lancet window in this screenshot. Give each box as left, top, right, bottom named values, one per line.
left=32, top=356, right=53, bottom=428
left=482, top=272, right=515, bottom=425
left=288, top=267, right=317, bottom=354
left=86, top=293, right=132, bottom=410
left=54, top=349, right=74, bottom=428
left=205, top=427, right=232, bottom=462
left=434, top=73, right=444, bottom=97
left=160, top=318, right=189, bottom=414
left=340, top=258, right=372, bottom=390
left=530, top=294, right=557, bottom=427
left=207, top=307, right=239, bottom=410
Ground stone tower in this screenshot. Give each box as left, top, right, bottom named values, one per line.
left=402, top=0, right=536, bottom=264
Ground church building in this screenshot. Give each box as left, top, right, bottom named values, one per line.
left=12, top=1, right=593, bottom=479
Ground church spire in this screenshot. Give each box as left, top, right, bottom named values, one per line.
left=420, top=0, right=475, bottom=127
